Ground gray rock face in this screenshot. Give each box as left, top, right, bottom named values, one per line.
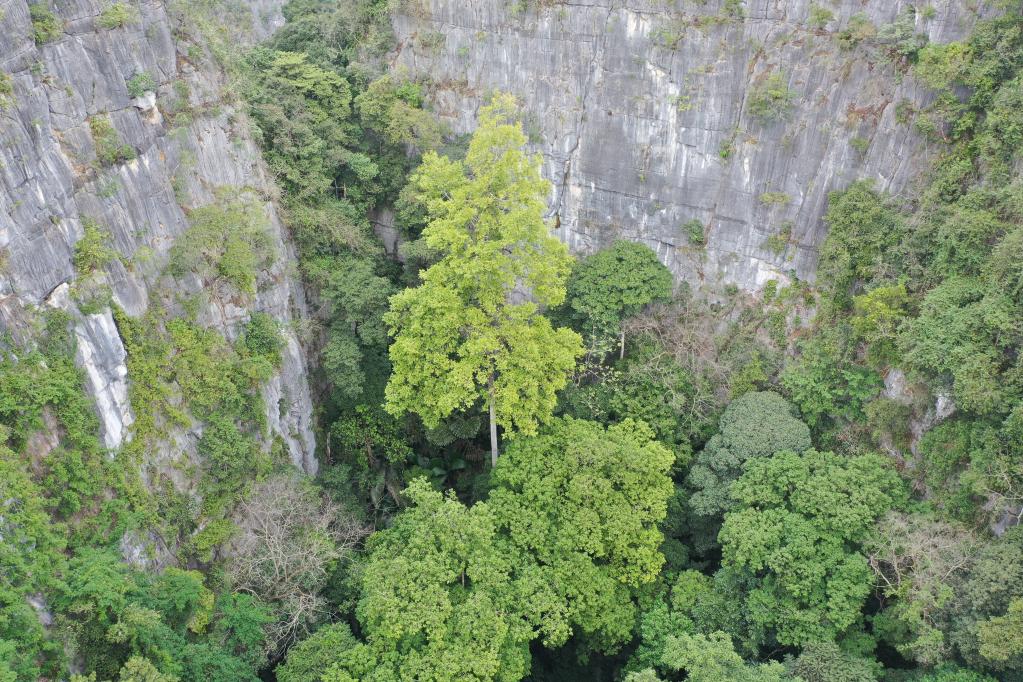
left=47, top=283, right=134, bottom=450
left=0, top=0, right=315, bottom=472
left=391, top=0, right=987, bottom=292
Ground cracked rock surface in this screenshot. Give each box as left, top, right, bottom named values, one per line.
left=391, top=0, right=987, bottom=292
left=0, top=0, right=315, bottom=473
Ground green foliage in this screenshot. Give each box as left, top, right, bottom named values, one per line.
left=90, top=116, right=136, bottom=167
left=781, top=331, right=882, bottom=430
left=877, top=7, right=928, bottom=60
left=126, top=72, right=156, bottom=98
left=328, top=404, right=413, bottom=509
left=759, top=191, right=790, bottom=205
left=323, top=417, right=673, bottom=681
left=629, top=568, right=775, bottom=676
left=806, top=9, right=1023, bottom=536
left=0, top=72, right=13, bottom=109
left=914, top=41, right=970, bottom=91
left=563, top=240, right=673, bottom=356
left=271, top=0, right=397, bottom=70
left=98, top=3, right=140, bottom=30
left=747, top=72, right=795, bottom=124
left=719, top=449, right=906, bottom=646
left=837, top=13, right=877, bottom=50
left=0, top=336, right=132, bottom=528
left=683, top=218, right=706, bottom=245
left=240, top=313, right=284, bottom=367
left=197, top=416, right=269, bottom=514
left=384, top=94, right=582, bottom=452
left=685, top=391, right=811, bottom=551
left=650, top=18, right=687, bottom=50
left=899, top=277, right=1018, bottom=415
left=245, top=50, right=357, bottom=201
left=114, top=306, right=277, bottom=553
left=977, top=597, right=1023, bottom=663
left=355, top=74, right=443, bottom=152
left=559, top=338, right=717, bottom=462
left=339, top=478, right=532, bottom=681
left=74, top=218, right=120, bottom=275
left=850, top=283, right=910, bottom=368
left=165, top=318, right=271, bottom=425
left=915, top=418, right=999, bottom=521
left=489, top=417, right=675, bottom=649
left=910, top=665, right=999, bottom=682
left=946, top=528, right=1023, bottom=673
left=29, top=3, right=62, bottom=44
left=54, top=549, right=267, bottom=681
left=785, top=641, right=879, bottom=681
left=659, top=631, right=789, bottom=682
left=312, top=254, right=396, bottom=400
left=808, top=4, right=833, bottom=29
left=0, top=448, right=66, bottom=680
left=817, top=181, right=906, bottom=307
left=866, top=512, right=977, bottom=665
left=277, top=623, right=361, bottom=682
left=169, top=198, right=275, bottom=296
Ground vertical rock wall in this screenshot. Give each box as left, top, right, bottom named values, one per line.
left=391, top=0, right=989, bottom=292
left=0, top=0, right=316, bottom=472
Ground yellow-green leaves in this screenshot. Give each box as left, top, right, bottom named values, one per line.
left=338, top=418, right=675, bottom=680
left=351, top=478, right=532, bottom=682
left=490, top=417, right=675, bottom=648
left=384, top=93, right=582, bottom=445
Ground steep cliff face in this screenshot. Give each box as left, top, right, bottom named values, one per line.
left=0, top=0, right=316, bottom=472
left=391, top=0, right=986, bottom=291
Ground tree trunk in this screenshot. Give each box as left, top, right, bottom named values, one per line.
left=619, top=328, right=626, bottom=360
left=488, top=377, right=499, bottom=467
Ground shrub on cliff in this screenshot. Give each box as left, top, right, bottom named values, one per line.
left=97, top=2, right=140, bottom=30
left=29, top=3, right=62, bottom=44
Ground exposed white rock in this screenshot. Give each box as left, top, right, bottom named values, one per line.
left=74, top=311, right=134, bottom=451
left=131, top=91, right=158, bottom=111
left=883, top=368, right=914, bottom=406
left=0, top=0, right=315, bottom=477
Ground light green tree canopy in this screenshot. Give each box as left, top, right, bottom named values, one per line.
left=322, top=417, right=675, bottom=681
left=628, top=569, right=765, bottom=675
left=488, top=417, right=675, bottom=649
left=718, top=449, right=906, bottom=646
left=383, top=93, right=582, bottom=463
left=659, top=632, right=791, bottom=682
left=336, top=478, right=531, bottom=682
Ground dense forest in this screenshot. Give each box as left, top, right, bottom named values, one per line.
left=2, top=0, right=1023, bottom=681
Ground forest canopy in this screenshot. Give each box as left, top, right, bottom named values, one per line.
left=1, top=1, right=1022, bottom=682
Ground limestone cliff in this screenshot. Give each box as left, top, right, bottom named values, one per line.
left=0, top=0, right=315, bottom=474
left=390, top=0, right=988, bottom=292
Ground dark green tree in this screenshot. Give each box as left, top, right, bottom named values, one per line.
left=564, top=240, right=673, bottom=358
left=685, top=391, right=811, bottom=553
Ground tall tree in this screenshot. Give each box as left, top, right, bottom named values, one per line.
left=384, top=93, right=582, bottom=465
